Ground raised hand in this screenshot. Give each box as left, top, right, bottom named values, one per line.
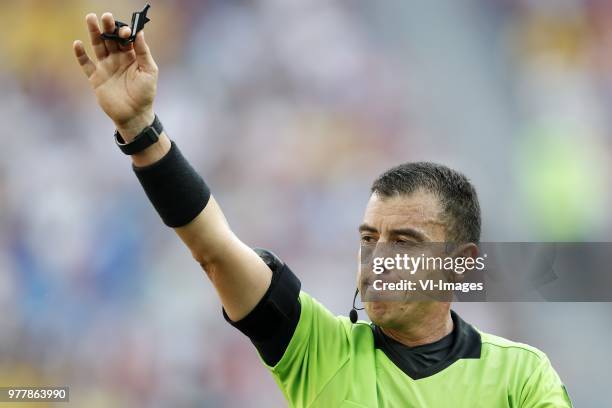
left=73, top=12, right=158, bottom=141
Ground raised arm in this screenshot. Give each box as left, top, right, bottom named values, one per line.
left=72, top=12, right=271, bottom=321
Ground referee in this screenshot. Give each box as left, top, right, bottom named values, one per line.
left=73, top=12, right=573, bottom=408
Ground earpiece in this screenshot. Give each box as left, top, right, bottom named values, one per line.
left=349, top=288, right=364, bottom=323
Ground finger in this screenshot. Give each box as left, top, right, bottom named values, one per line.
left=101, top=12, right=119, bottom=53
left=119, top=26, right=132, bottom=39
left=134, top=31, right=157, bottom=73
left=86, top=13, right=108, bottom=60
left=73, top=40, right=96, bottom=78
left=118, top=26, right=134, bottom=52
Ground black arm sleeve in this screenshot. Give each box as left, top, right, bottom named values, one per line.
left=222, top=249, right=301, bottom=366
left=133, top=141, right=211, bottom=228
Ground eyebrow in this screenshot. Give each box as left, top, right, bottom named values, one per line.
left=358, top=223, right=377, bottom=233
left=358, top=223, right=427, bottom=242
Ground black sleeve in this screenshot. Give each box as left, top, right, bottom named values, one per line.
left=222, top=249, right=302, bottom=366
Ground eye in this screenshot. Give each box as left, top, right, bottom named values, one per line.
left=394, top=238, right=417, bottom=246
left=360, top=235, right=377, bottom=244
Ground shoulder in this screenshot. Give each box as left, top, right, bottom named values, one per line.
left=299, top=292, right=370, bottom=333
left=478, top=330, right=550, bottom=372
left=472, top=330, right=571, bottom=405
left=297, top=291, right=375, bottom=347
left=476, top=330, right=560, bottom=393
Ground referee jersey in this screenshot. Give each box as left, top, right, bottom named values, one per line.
left=225, top=250, right=573, bottom=408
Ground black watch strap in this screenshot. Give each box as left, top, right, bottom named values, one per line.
left=115, top=115, right=163, bottom=155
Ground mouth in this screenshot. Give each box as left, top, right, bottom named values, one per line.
left=360, top=279, right=394, bottom=302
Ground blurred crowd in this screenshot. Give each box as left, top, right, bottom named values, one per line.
left=0, top=0, right=611, bottom=406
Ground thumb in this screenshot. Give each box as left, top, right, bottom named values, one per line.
left=134, top=31, right=157, bottom=73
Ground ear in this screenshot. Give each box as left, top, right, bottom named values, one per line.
left=449, top=243, right=479, bottom=281
left=452, top=242, right=479, bottom=258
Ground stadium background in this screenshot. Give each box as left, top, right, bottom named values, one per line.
left=1, top=0, right=611, bottom=406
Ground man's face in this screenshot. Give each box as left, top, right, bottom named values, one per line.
left=358, top=190, right=450, bottom=329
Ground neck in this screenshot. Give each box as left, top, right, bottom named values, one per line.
left=381, top=310, right=454, bottom=347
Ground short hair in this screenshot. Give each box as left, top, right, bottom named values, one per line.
left=371, top=162, right=481, bottom=243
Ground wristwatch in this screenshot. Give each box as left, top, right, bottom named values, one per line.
left=115, top=115, right=163, bottom=155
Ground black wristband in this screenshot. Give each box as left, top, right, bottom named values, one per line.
left=133, top=141, right=211, bottom=227
left=116, top=115, right=163, bottom=156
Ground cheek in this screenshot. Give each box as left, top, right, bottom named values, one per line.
left=365, top=301, right=397, bottom=323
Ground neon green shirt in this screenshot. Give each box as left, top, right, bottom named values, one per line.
left=265, top=292, right=573, bottom=408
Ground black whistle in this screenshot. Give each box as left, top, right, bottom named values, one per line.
left=100, top=4, right=151, bottom=46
